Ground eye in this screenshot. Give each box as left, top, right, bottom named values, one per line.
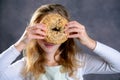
left=52, top=27, right=61, bottom=31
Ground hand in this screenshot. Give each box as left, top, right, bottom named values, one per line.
left=65, top=21, right=96, bottom=50
left=14, top=23, right=46, bottom=52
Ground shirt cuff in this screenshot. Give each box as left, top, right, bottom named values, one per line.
left=10, top=45, right=21, bottom=56
left=93, top=41, right=102, bottom=53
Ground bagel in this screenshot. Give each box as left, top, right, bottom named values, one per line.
left=40, top=13, right=68, bottom=44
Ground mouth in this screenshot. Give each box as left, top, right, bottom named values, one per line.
left=41, top=39, right=56, bottom=48
left=45, top=43, right=54, bottom=46
left=44, top=42, right=55, bottom=48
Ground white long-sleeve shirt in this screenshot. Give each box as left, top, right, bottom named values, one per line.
left=0, top=41, right=120, bottom=80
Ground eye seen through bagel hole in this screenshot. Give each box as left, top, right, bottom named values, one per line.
left=52, top=27, right=61, bottom=32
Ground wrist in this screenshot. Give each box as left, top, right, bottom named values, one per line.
left=84, top=38, right=96, bottom=50
left=14, top=41, right=26, bottom=52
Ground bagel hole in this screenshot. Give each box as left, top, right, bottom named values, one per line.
left=52, top=27, right=61, bottom=32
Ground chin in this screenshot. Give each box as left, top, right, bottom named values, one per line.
left=43, top=47, right=59, bottom=54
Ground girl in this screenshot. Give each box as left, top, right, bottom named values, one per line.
left=0, top=4, right=120, bottom=80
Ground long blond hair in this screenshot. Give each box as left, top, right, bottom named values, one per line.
left=23, top=4, right=82, bottom=79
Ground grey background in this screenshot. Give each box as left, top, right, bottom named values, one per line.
left=0, top=0, right=120, bottom=80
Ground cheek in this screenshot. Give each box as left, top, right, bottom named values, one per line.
left=55, top=45, right=61, bottom=49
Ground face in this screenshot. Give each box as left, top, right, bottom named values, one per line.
left=37, top=39, right=61, bottom=54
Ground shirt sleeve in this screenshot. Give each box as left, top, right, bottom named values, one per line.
left=0, top=45, right=21, bottom=71
left=82, top=41, right=120, bottom=75
left=0, top=58, right=25, bottom=80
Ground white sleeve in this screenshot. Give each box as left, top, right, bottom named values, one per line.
left=0, top=58, right=25, bottom=80
left=82, top=41, right=120, bottom=75
left=0, top=45, right=20, bottom=71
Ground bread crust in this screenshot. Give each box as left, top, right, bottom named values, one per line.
left=40, top=13, right=68, bottom=44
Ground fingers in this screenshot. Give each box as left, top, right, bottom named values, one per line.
left=66, top=21, right=85, bottom=30
left=28, top=34, right=45, bottom=39
left=30, top=28, right=46, bottom=37
left=28, top=23, right=46, bottom=32
left=35, top=23, right=47, bottom=32
left=68, top=33, right=80, bottom=38
left=26, top=23, right=47, bottom=40
left=65, top=21, right=86, bottom=38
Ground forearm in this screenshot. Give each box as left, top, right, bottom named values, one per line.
left=82, top=37, right=96, bottom=50
left=0, top=45, right=20, bottom=70
left=93, top=41, right=120, bottom=70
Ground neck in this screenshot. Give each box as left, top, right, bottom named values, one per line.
left=45, top=52, right=60, bottom=66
